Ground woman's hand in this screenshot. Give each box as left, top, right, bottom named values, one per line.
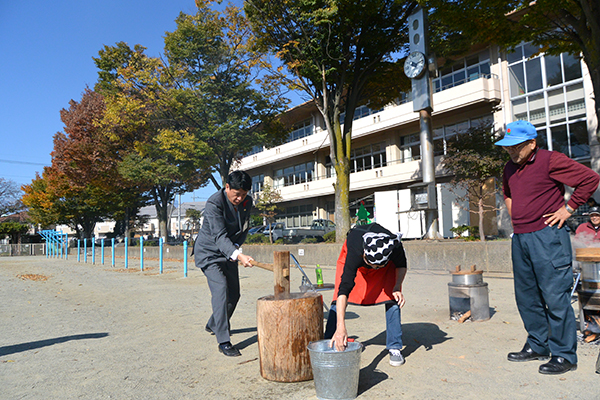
left=330, top=327, right=348, bottom=352
left=393, top=290, right=405, bottom=308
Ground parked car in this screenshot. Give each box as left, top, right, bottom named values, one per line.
left=248, top=225, right=266, bottom=235
left=285, top=219, right=336, bottom=239
left=262, top=223, right=286, bottom=241
left=262, top=219, right=336, bottom=241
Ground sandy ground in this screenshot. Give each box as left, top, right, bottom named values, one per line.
left=1, top=255, right=599, bottom=400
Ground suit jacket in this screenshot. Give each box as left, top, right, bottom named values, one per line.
left=194, top=188, right=253, bottom=267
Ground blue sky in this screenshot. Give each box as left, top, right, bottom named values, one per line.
left=0, top=0, right=254, bottom=203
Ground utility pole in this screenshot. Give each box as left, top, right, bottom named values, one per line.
left=404, top=6, right=441, bottom=239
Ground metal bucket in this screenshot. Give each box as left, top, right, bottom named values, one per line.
left=451, top=272, right=483, bottom=285
left=307, top=339, right=362, bottom=400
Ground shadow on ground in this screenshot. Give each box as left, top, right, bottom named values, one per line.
left=0, top=333, right=109, bottom=357
left=357, top=322, right=451, bottom=395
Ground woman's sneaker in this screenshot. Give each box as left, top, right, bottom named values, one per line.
left=389, top=349, right=405, bottom=366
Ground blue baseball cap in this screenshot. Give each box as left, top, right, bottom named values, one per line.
left=494, top=120, right=538, bottom=146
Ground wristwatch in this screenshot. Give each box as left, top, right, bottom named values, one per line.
left=566, top=204, right=576, bottom=214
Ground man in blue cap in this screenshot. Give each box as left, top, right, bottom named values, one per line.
left=495, top=120, right=599, bottom=374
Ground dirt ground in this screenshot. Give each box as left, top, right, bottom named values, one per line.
left=1, top=255, right=599, bottom=400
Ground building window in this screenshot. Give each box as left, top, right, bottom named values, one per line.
left=400, top=133, right=421, bottom=162
left=276, top=204, right=313, bottom=228
left=246, top=145, right=264, bottom=156
left=274, top=161, right=314, bottom=188
left=400, top=116, right=492, bottom=162
left=325, top=156, right=336, bottom=179
left=433, top=50, right=491, bottom=93
left=350, top=142, right=387, bottom=173
left=251, top=174, right=264, bottom=194
left=287, top=118, right=314, bottom=143
left=508, top=43, right=588, bottom=160
left=340, top=105, right=384, bottom=123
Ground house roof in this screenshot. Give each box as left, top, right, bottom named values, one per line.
left=0, top=211, right=30, bottom=224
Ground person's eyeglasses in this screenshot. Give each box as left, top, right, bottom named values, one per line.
left=505, top=140, right=532, bottom=153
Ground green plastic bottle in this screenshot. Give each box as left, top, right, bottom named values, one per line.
left=316, top=264, right=323, bottom=286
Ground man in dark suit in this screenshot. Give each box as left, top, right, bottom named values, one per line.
left=194, top=170, right=254, bottom=357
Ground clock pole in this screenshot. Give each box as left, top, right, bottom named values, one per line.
left=405, top=6, right=441, bottom=239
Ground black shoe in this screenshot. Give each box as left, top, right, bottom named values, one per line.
left=218, top=342, right=241, bottom=357
left=205, top=325, right=214, bottom=335
left=539, top=356, right=577, bottom=375
left=507, top=343, right=550, bottom=362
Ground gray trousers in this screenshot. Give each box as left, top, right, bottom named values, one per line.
left=201, top=260, right=240, bottom=344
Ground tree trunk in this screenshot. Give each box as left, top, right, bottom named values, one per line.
left=331, top=121, right=352, bottom=243
left=478, top=196, right=486, bottom=242
left=153, top=186, right=172, bottom=239
left=256, top=292, right=323, bottom=382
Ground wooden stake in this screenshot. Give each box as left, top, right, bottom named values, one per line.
left=273, top=251, right=290, bottom=297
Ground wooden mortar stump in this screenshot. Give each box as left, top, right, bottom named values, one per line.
left=256, top=291, right=323, bottom=382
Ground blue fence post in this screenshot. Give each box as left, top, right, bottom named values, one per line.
left=111, top=238, right=115, bottom=267
left=101, top=238, right=105, bottom=265
left=140, top=236, right=144, bottom=271
left=84, top=239, right=87, bottom=263
left=64, top=234, right=68, bottom=259
left=183, top=240, right=188, bottom=278
left=77, top=239, right=81, bottom=262
left=92, top=238, right=95, bottom=264
left=159, top=237, right=164, bottom=274
left=124, top=237, right=128, bottom=269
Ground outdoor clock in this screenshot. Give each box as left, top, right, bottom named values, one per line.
left=404, top=51, right=427, bottom=79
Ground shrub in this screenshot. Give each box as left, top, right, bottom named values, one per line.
left=246, top=233, right=269, bottom=244
left=300, top=237, right=318, bottom=244
left=323, top=231, right=336, bottom=243
left=450, top=225, right=480, bottom=241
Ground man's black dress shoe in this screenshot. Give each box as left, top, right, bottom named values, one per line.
left=218, top=342, right=241, bottom=357
left=507, top=343, right=550, bottom=362
left=539, top=356, right=577, bottom=375
left=205, top=325, right=214, bottom=335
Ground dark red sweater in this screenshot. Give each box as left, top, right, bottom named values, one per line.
left=503, top=148, right=599, bottom=234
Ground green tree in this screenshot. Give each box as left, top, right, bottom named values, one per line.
left=163, top=2, right=289, bottom=189
left=254, top=184, right=282, bottom=243
left=441, top=123, right=509, bottom=241
left=245, top=0, right=417, bottom=241
left=185, top=208, right=204, bottom=238
left=95, top=43, right=214, bottom=238
left=0, top=221, right=29, bottom=244
left=428, top=0, right=600, bottom=135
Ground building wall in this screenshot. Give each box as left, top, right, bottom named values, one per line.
left=240, top=44, right=599, bottom=238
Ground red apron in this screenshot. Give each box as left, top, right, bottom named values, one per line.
left=333, top=241, right=398, bottom=305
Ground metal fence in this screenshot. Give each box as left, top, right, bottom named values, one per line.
left=0, top=243, right=47, bottom=257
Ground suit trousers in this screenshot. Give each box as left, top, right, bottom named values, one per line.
left=201, top=260, right=240, bottom=344
left=512, top=225, right=577, bottom=364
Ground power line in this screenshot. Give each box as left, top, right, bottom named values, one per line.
left=0, top=159, right=48, bottom=166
